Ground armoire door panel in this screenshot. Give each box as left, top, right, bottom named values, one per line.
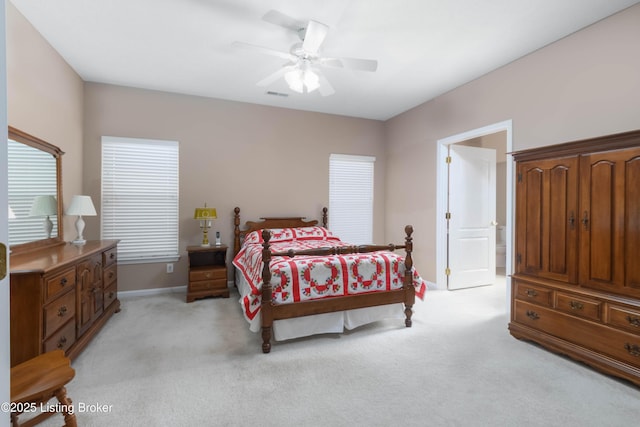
left=580, top=147, right=640, bottom=296
left=625, top=156, right=640, bottom=291
left=516, top=157, right=578, bottom=283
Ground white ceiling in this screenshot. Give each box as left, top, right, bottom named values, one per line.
left=10, top=0, right=640, bottom=120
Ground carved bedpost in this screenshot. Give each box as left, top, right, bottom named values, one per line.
left=233, top=207, right=241, bottom=257
left=261, top=229, right=273, bottom=353
left=403, top=225, right=415, bottom=328
left=322, top=207, right=328, bottom=228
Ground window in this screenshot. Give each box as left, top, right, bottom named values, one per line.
left=329, top=154, right=375, bottom=245
left=101, top=136, right=179, bottom=263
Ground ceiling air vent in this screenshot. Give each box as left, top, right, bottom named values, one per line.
left=266, top=91, right=289, bottom=97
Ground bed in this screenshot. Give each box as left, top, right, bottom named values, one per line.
left=232, top=207, right=427, bottom=353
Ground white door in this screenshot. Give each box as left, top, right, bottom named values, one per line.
left=447, top=145, right=496, bottom=290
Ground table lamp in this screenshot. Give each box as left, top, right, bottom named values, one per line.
left=66, top=195, right=97, bottom=245
left=29, top=195, right=58, bottom=238
left=194, top=203, right=217, bottom=247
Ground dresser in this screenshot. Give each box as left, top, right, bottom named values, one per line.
left=509, top=130, right=640, bottom=386
left=186, top=245, right=229, bottom=302
left=10, top=240, right=120, bottom=367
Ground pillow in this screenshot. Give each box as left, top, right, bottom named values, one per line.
left=243, top=226, right=338, bottom=245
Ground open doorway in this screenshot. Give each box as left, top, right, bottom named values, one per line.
left=436, top=121, right=513, bottom=296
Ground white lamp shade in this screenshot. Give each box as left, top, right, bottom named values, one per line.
left=66, top=195, right=97, bottom=216
left=29, top=195, right=57, bottom=216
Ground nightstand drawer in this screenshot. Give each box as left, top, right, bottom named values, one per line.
left=43, top=319, right=76, bottom=353
left=190, top=267, right=226, bottom=282
left=608, top=305, right=640, bottom=334
left=45, top=268, right=76, bottom=301
left=190, top=279, right=227, bottom=292
left=555, top=292, right=602, bottom=321
left=43, top=290, right=76, bottom=338
left=514, top=282, right=552, bottom=307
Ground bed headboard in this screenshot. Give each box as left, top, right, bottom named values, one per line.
left=233, top=207, right=328, bottom=256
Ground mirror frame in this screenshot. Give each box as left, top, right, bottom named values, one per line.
left=9, top=126, right=65, bottom=254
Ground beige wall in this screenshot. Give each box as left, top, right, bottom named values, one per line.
left=385, top=4, right=640, bottom=283
left=8, top=2, right=640, bottom=291
left=6, top=2, right=84, bottom=241
left=83, top=83, right=385, bottom=291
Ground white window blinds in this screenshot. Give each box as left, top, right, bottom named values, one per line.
left=101, top=136, right=179, bottom=263
left=329, top=154, right=375, bottom=245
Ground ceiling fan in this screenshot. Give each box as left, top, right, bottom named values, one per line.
left=233, top=10, right=378, bottom=96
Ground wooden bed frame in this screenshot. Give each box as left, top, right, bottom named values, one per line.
left=233, top=207, right=416, bottom=353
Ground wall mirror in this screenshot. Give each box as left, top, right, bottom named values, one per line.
left=8, top=126, right=64, bottom=253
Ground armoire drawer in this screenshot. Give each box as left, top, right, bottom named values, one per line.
left=514, top=300, right=640, bottom=368
left=607, top=305, right=640, bottom=334
left=514, top=281, right=553, bottom=307
left=555, top=292, right=602, bottom=322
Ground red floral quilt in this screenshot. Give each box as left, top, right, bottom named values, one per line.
left=233, top=227, right=427, bottom=322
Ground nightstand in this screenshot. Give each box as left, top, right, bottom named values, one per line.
left=186, top=245, right=229, bottom=302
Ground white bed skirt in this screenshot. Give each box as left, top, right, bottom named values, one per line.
left=236, top=269, right=404, bottom=341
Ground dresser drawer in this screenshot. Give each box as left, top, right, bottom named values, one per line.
left=43, top=290, right=76, bottom=339
left=103, top=247, right=118, bottom=267
left=555, top=292, right=602, bottom=322
left=103, top=283, right=117, bottom=309
left=43, top=319, right=76, bottom=353
left=514, top=281, right=553, bottom=307
left=190, top=267, right=226, bottom=282
left=190, top=279, right=227, bottom=292
left=103, top=263, right=117, bottom=288
left=45, top=267, right=76, bottom=301
left=607, top=305, right=640, bottom=334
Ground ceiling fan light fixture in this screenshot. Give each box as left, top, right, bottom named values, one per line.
left=284, top=65, right=320, bottom=94
left=284, top=68, right=304, bottom=93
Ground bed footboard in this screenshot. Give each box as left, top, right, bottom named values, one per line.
left=260, top=226, right=416, bottom=353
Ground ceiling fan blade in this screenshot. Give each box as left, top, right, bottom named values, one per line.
left=256, top=67, right=291, bottom=87
left=317, top=74, right=335, bottom=97
left=322, top=57, right=378, bottom=72
left=232, top=41, right=296, bottom=61
left=302, top=20, right=329, bottom=55
left=263, top=10, right=304, bottom=32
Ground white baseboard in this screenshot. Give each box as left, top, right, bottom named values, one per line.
left=119, top=285, right=187, bottom=299
left=118, top=281, right=234, bottom=299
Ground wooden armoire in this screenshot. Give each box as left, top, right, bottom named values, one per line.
left=509, top=129, right=640, bottom=387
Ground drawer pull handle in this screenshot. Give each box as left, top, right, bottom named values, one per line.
left=109, top=292, right=115, bottom=298
left=526, top=310, right=539, bottom=320
left=108, top=272, right=114, bottom=279
left=626, top=316, right=640, bottom=327
left=624, top=343, right=640, bottom=357
left=526, top=289, right=538, bottom=298
left=110, top=253, right=116, bottom=259
left=569, top=301, right=584, bottom=310
left=60, top=277, right=68, bottom=286
left=57, top=336, right=67, bottom=349
left=57, top=306, right=68, bottom=317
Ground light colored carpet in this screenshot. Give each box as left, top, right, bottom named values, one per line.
left=35, top=276, right=639, bottom=426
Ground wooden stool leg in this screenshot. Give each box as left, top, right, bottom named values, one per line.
left=10, top=412, right=20, bottom=427
left=54, top=386, right=77, bottom=427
